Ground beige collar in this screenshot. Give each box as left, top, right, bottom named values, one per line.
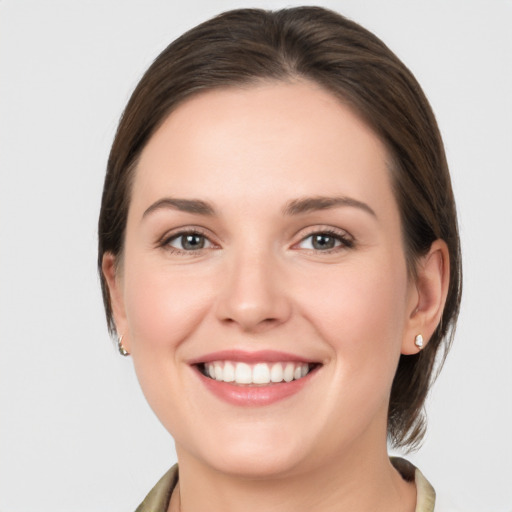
left=135, top=458, right=436, bottom=512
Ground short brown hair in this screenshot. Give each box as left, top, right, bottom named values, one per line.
left=98, top=6, right=462, bottom=450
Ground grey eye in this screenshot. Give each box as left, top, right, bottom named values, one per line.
left=299, top=233, right=342, bottom=251
left=169, top=233, right=210, bottom=250
left=311, top=234, right=337, bottom=250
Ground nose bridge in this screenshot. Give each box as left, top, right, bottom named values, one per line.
left=215, top=238, right=291, bottom=331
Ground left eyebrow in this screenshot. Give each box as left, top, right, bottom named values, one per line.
left=142, top=197, right=216, bottom=219
left=282, top=195, right=377, bottom=218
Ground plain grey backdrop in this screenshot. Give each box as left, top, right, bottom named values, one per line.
left=1, top=1, right=511, bottom=511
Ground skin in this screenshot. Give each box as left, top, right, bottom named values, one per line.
left=103, top=80, right=449, bottom=512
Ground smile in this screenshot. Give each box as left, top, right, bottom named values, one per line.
left=199, top=361, right=313, bottom=385
left=190, top=350, right=321, bottom=406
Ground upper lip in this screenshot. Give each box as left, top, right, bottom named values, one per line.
left=187, top=349, right=319, bottom=365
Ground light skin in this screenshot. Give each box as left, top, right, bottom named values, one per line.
left=103, top=80, right=449, bottom=512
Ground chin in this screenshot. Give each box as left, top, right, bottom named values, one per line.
left=183, top=427, right=312, bottom=479
left=211, top=448, right=306, bottom=479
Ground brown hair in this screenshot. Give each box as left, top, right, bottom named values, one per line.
left=98, top=6, right=462, bottom=450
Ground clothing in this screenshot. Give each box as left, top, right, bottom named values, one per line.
left=135, top=465, right=178, bottom=512
left=135, top=458, right=436, bottom=512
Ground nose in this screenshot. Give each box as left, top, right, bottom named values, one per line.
left=214, top=249, right=292, bottom=333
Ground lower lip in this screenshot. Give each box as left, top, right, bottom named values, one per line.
left=194, top=367, right=316, bottom=406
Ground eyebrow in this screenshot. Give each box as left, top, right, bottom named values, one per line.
left=142, top=198, right=215, bottom=219
left=283, top=196, right=376, bottom=217
left=142, top=195, right=376, bottom=220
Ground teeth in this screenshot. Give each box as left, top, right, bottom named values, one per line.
left=235, top=362, right=252, bottom=384
left=284, top=363, right=294, bottom=382
left=204, top=361, right=311, bottom=385
left=253, top=363, right=271, bottom=384
left=223, top=361, right=235, bottom=382
left=270, top=363, right=284, bottom=383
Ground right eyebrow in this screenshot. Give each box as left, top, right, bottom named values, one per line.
left=283, top=195, right=377, bottom=218
left=142, top=197, right=216, bottom=220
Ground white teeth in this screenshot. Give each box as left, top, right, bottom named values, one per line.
left=223, top=361, right=235, bottom=382
left=214, top=362, right=223, bottom=381
left=283, top=363, right=294, bottom=382
left=270, top=363, right=284, bottom=383
left=203, top=361, right=312, bottom=385
left=253, top=363, right=271, bottom=384
left=235, top=362, right=252, bottom=384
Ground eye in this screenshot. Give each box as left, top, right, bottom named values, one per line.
left=165, top=232, right=213, bottom=251
left=296, top=230, right=353, bottom=251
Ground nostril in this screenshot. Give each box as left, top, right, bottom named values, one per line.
left=221, top=315, right=284, bottom=333
left=214, top=266, right=293, bottom=331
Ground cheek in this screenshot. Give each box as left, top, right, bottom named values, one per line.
left=295, top=256, right=410, bottom=439
left=121, top=259, right=218, bottom=435
left=123, top=260, right=214, bottom=353
left=298, top=254, right=409, bottom=367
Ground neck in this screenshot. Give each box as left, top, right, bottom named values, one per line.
left=172, top=441, right=416, bottom=512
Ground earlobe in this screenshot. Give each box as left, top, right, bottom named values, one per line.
left=102, top=252, right=130, bottom=351
left=402, top=240, right=450, bottom=355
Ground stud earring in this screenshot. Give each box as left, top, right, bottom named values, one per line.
left=118, top=334, right=129, bottom=356
left=414, top=334, right=424, bottom=350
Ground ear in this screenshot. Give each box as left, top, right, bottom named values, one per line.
left=102, top=252, right=131, bottom=352
left=402, top=239, right=450, bottom=355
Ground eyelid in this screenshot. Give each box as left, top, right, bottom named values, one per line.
left=291, top=225, right=355, bottom=251
left=157, top=226, right=219, bottom=251
left=155, top=224, right=354, bottom=254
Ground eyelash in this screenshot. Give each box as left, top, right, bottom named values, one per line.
left=158, top=228, right=215, bottom=256
left=158, top=227, right=354, bottom=255
left=295, top=228, right=354, bottom=253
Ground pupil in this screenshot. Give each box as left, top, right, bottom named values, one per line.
left=313, top=234, right=335, bottom=250
left=182, top=234, right=204, bottom=250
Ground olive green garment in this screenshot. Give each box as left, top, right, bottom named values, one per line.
left=134, top=457, right=435, bottom=512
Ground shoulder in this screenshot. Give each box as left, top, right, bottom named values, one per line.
left=135, top=460, right=466, bottom=512
left=391, top=457, right=466, bottom=512
left=134, top=464, right=178, bottom=512
left=391, top=457, right=437, bottom=512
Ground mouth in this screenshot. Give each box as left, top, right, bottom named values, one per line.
left=190, top=351, right=322, bottom=406
left=197, top=360, right=319, bottom=385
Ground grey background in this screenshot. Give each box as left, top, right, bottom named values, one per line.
left=1, top=1, right=511, bottom=510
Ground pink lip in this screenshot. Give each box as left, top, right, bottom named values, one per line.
left=188, top=349, right=314, bottom=365
left=196, top=371, right=314, bottom=406
left=189, top=350, right=320, bottom=407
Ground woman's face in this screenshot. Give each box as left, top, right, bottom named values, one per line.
left=106, top=81, right=420, bottom=477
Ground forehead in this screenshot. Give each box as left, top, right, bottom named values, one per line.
left=131, top=80, right=396, bottom=219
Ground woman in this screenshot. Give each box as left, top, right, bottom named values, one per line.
left=98, top=7, right=461, bottom=512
